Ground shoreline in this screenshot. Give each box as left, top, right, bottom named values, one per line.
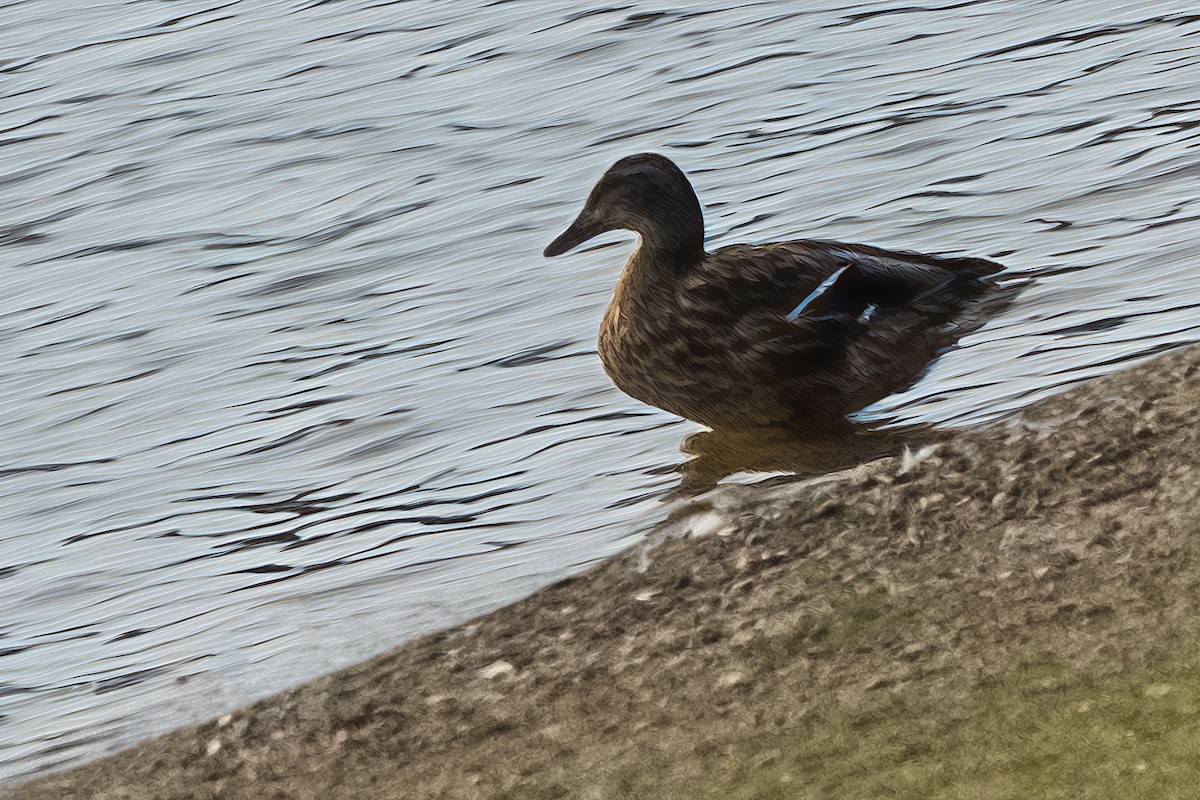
left=12, top=344, right=1200, bottom=799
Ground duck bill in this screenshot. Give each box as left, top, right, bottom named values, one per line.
left=543, top=213, right=606, bottom=257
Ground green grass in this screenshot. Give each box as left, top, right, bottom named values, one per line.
left=705, top=651, right=1200, bottom=800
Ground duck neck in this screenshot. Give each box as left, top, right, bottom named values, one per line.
left=632, top=197, right=706, bottom=269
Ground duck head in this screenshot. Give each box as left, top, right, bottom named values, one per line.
left=544, top=153, right=706, bottom=264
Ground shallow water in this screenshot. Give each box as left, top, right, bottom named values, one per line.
left=3, top=0, right=1200, bottom=783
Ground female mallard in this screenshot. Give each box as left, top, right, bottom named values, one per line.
left=544, top=153, right=1009, bottom=432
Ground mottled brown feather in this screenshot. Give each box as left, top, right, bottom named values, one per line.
left=549, top=154, right=1012, bottom=432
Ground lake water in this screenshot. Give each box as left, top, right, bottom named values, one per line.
left=4, top=0, right=1200, bottom=784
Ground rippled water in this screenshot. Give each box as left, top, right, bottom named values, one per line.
left=4, top=0, right=1200, bottom=784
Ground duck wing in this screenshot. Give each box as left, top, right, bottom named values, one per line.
left=783, top=241, right=1004, bottom=326
left=696, top=239, right=1012, bottom=419
left=702, top=239, right=1003, bottom=333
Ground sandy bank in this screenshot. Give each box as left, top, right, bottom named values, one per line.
left=12, top=345, right=1200, bottom=799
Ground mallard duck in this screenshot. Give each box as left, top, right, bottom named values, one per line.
left=544, top=153, right=1009, bottom=432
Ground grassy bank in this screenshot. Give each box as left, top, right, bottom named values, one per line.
left=11, top=346, right=1200, bottom=800
left=687, top=648, right=1200, bottom=800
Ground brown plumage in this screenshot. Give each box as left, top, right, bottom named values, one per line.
left=544, top=153, right=1011, bottom=432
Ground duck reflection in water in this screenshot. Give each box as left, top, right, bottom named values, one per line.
left=670, top=420, right=938, bottom=495
left=545, top=153, right=1019, bottom=490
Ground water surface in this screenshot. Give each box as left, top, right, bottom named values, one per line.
left=4, top=0, right=1200, bottom=783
